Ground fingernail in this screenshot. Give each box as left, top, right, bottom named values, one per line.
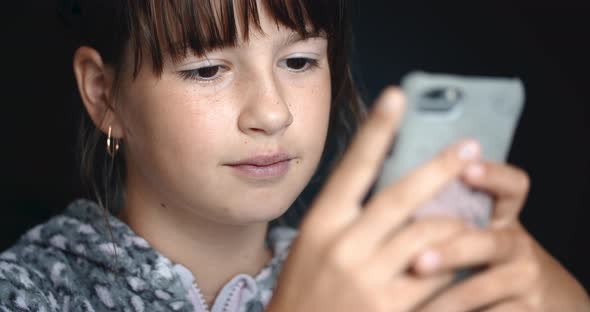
left=417, top=250, right=440, bottom=273
left=466, top=163, right=485, bottom=178
left=458, top=141, right=480, bottom=160
left=379, top=89, right=403, bottom=112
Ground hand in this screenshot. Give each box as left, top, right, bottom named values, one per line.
left=266, top=87, right=485, bottom=312
left=412, top=161, right=590, bottom=311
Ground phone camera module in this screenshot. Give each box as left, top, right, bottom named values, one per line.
left=418, top=86, right=463, bottom=112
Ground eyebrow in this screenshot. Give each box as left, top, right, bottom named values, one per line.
left=279, top=31, right=327, bottom=47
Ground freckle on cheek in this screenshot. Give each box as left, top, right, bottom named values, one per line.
left=160, top=203, right=167, bottom=208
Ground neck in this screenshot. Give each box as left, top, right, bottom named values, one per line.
left=119, top=172, right=273, bottom=304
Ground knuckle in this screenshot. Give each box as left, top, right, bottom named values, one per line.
left=514, top=240, right=542, bottom=287
left=434, top=148, right=461, bottom=174
left=522, top=257, right=542, bottom=283
left=481, top=231, right=500, bottom=254
left=522, top=299, right=538, bottom=312
left=516, top=232, right=535, bottom=256
left=513, top=168, right=531, bottom=193
left=492, top=228, right=513, bottom=254
left=326, top=241, right=357, bottom=273
left=526, top=291, right=545, bottom=310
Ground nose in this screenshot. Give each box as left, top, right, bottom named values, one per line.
left=237, top=73, right=293, bottom=137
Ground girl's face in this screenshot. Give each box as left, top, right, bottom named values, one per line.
left=115, top=7, right=331, bottom=225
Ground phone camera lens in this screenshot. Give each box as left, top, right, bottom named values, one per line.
left=419, top=86, right=463, bottom=112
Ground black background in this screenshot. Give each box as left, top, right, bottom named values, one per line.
left=1, top=1, right=589, bottom=291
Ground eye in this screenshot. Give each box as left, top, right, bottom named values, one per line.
left=280, top=57, right=319, bottom=72
left=178, top=65, right=226, bottom=82
left=196, top=66, right=220, bottom=78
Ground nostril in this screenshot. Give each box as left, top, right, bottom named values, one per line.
left=249, top=127, right=266, bottom=133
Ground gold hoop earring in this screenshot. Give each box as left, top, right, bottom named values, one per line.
left=106, top=125, right=120, bottom=157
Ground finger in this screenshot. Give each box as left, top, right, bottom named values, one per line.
left=483, top=300, right=533, bottom=312
left=418, top=263, right=528, bottom=312
left=350, top=139, right=482, bottom=250
left=388, top=273, right=455, bottom=311
left=303, top=87, right=405, bottom=231
left=413, top=227, right=518, bottom=275
left=366, top=218, right=467, bottom=277
left=462, top=161, right=530, bottom=227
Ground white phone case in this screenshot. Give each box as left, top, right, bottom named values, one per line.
left=375, top=71, right=525, bottom=227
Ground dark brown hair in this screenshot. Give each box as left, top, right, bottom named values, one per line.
left=59, top=0, right=366, bottom=227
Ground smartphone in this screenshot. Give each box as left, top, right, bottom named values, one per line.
left=374, top=71, right=525, bottom=228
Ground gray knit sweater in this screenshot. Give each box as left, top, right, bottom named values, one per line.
left=0, top=199, right=298, bottom=311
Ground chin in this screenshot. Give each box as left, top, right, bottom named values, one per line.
left=213, top=199, right=293, bottom=226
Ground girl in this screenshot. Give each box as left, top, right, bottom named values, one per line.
left=1, top=0, right=588, bottom=311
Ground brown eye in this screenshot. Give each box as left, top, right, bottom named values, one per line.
left=286, top=58, right=308, bottom=70
left=281, top=57, right=319, bottom=72
left=178, top=65, right=225, bottom=82
left=197, top=66, right=220, bottom=78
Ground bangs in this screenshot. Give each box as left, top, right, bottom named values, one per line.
left=125, top=0, right=344, bottom=78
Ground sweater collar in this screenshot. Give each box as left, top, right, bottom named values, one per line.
left=22, top=198, right=297, bottom=296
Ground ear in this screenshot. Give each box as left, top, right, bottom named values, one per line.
left=73, top=46, right=124, bottom=139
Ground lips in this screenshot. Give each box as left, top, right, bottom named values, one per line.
left=225, top=153, right=293, bottom=179
left=226, top=153, right=293, bottom=166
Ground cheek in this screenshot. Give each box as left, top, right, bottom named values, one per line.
left=120, top=81, right=229, bottom=178
left=292, top=71, right=332, bottom=150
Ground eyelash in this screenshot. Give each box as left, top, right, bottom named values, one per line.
left=177, top=57, right=320, bottom=83
left=178, top=65, right=226, bottom=83
left=282, top=57, right=320, bottom=73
